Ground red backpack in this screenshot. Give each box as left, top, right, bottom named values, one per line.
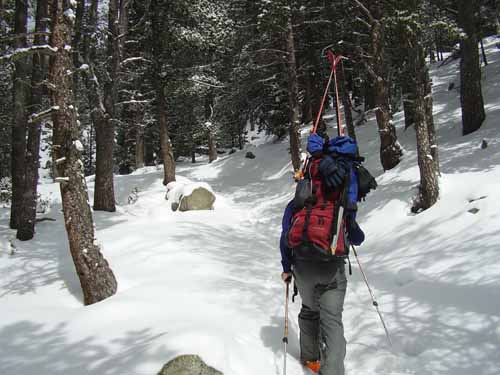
left=287, top=156, right=347, bottom=260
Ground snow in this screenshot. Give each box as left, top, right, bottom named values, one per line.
left=1, top=38, right=500, bottom=375
left=165, top=179, right=215, bottom=206
left=73, top=140, right=84, bottom=152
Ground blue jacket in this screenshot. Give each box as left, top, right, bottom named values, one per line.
left=280, top=200, right=365, bottom=272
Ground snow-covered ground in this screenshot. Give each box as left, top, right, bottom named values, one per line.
left=1, top=39, right=500, bottom=375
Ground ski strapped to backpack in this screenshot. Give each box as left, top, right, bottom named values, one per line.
left=289, top=49, right=377, bottom=260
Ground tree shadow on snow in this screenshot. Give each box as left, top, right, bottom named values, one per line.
left=0, top=320, right=171, bottom=375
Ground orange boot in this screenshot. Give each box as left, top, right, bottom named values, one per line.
left=304, top=360, right=321, bottom=373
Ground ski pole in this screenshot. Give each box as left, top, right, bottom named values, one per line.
left=282, top=279, right=290, bottom=375
left=351, top=245, right=393, bottom=348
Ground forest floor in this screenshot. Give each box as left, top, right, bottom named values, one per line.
left=1, top=38, right=500, bottom=375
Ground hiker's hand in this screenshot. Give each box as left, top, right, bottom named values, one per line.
left=281, top=272, right=292, bottom=283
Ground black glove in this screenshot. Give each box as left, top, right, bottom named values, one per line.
left=318, top=155, right=350, bottom=190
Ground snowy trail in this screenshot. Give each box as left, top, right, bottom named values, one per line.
left=2, top=37, right=500, bottom=375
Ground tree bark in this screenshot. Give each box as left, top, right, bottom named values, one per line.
left=408, top=21, right=439, bottom=211
left=457, top=0, right=486, bottom=136
left=150, top=0, right=175, bottom=185
left=424, top=68, right=439, bottom=175
left=94, top=0, right=120, bottom=212
left=17, top=0, right=49, bottom=241
left=369, top=4, right=402, bottom=171
left=338, top=62, right=356, bottom=142
left=205, top=92, right=217, bottom=163
left=285, top=12, right=301, bottom=172
left=10, top=0, right=29, bottom=229
left=49, top=0, right=117, bottom=305
left=135, top=124, right=145, bottom=169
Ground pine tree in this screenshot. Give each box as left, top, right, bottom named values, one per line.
left=17, top=0, right=49, bottom=240
left=9, top=0, right=29, bottom=229
left=395, top=0, right=439, bottom=211
left=353, top=0, right=403, bottom=171
left=457, top=0, right=486, bottom=136
left=49, top=0, right=117, bottom=305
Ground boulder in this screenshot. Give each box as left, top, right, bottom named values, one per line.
left=157, top=355, right=223, bottom=375
left=245, top=151, right=256, bottom=159
left=178, top=187, right=215, bottom=212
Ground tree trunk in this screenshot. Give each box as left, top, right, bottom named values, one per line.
left=72, top=0, right=85, bottom=90
left=457, top=0, right=486, bottom=136
left=302, top=70, right=313, bottom=125
left=285, top=13, right=301, bottom=172
left=402, top=82, right=416, bottom=130
left=363, top=76, right=375, bottom=111
left=10, top=0, right=29, bottom=229
left=413, top=84, right=439, bottom=211
left=408, top=22, right=439, bottom=211
left=338, top=62, right=356, bottom=142
left=207, top=130, right=217, bottom=163
left=17, top=0, right=49, bottom=241
left=370, top=10, right=402, bottom=170
left=424, top=67, right=440, bottom=175
left=50, top=0, right=117, bottom=305
left=150, top=0, right=175, bottom=185
left=479, top=38, right=488, bottom=66
left=94, top=0, right=120, bottom=212
left=205, top=92, right=217, bottom=163
left=135, top=121, right=145, bottom=169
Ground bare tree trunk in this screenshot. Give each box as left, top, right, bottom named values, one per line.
left=370, top=9, right=402, bottom=170
left=424, top=69, right=439, bottom=175
left=205, top=93, right=217, bottom=163
left=338, top=62, right=356, bottom=142
left=10, top=0, right=29, bottom=229
left=50, top=0, right=117, bottom=305
left=285, top=12, right=301, bottom=172
left=94, top=0, right=121, bottom=212
left=135, top=108, right=145, bottom=169
left=479, top=38, right=488, bottom=66
left=72, top=0, right=85, bottom=90
left=207, top=130, right=217, bottom=163
left=413, top=85, right=439, bottom=211
left=17, top=0, right=49, bottom=241
left=302, top=70, right=313, bottom=125
left=409, top=27, right=439, bottom=211
left=150, top=0, right=175, bottom=185
left=402, top=78, right=416, bottom=130
left=457, top=0, right=486, bottom=136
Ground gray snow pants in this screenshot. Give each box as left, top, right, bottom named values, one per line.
left=293, top=259, right=347, bottom=375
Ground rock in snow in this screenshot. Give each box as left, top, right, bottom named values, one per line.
left=166, top=181, right=216, bottom=212
left=157, top=355, right=223, bottom=375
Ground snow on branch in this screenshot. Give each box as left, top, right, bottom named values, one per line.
left=189, top=78, right=226, bottom=89
left=0, top=45, right=58, bottom=63
left=28, top=106, right=60, bottom=124
left=120, top=57, right=152, bottom=67
left=116, top=99, right=151, bottom=106
left=352, top=0, right=375, bottom=23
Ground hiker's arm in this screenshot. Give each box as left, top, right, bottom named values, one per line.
left=280, top=201, right=295, bottom=274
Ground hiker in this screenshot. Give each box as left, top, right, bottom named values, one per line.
left=280, top=133, right=366, bottom=375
